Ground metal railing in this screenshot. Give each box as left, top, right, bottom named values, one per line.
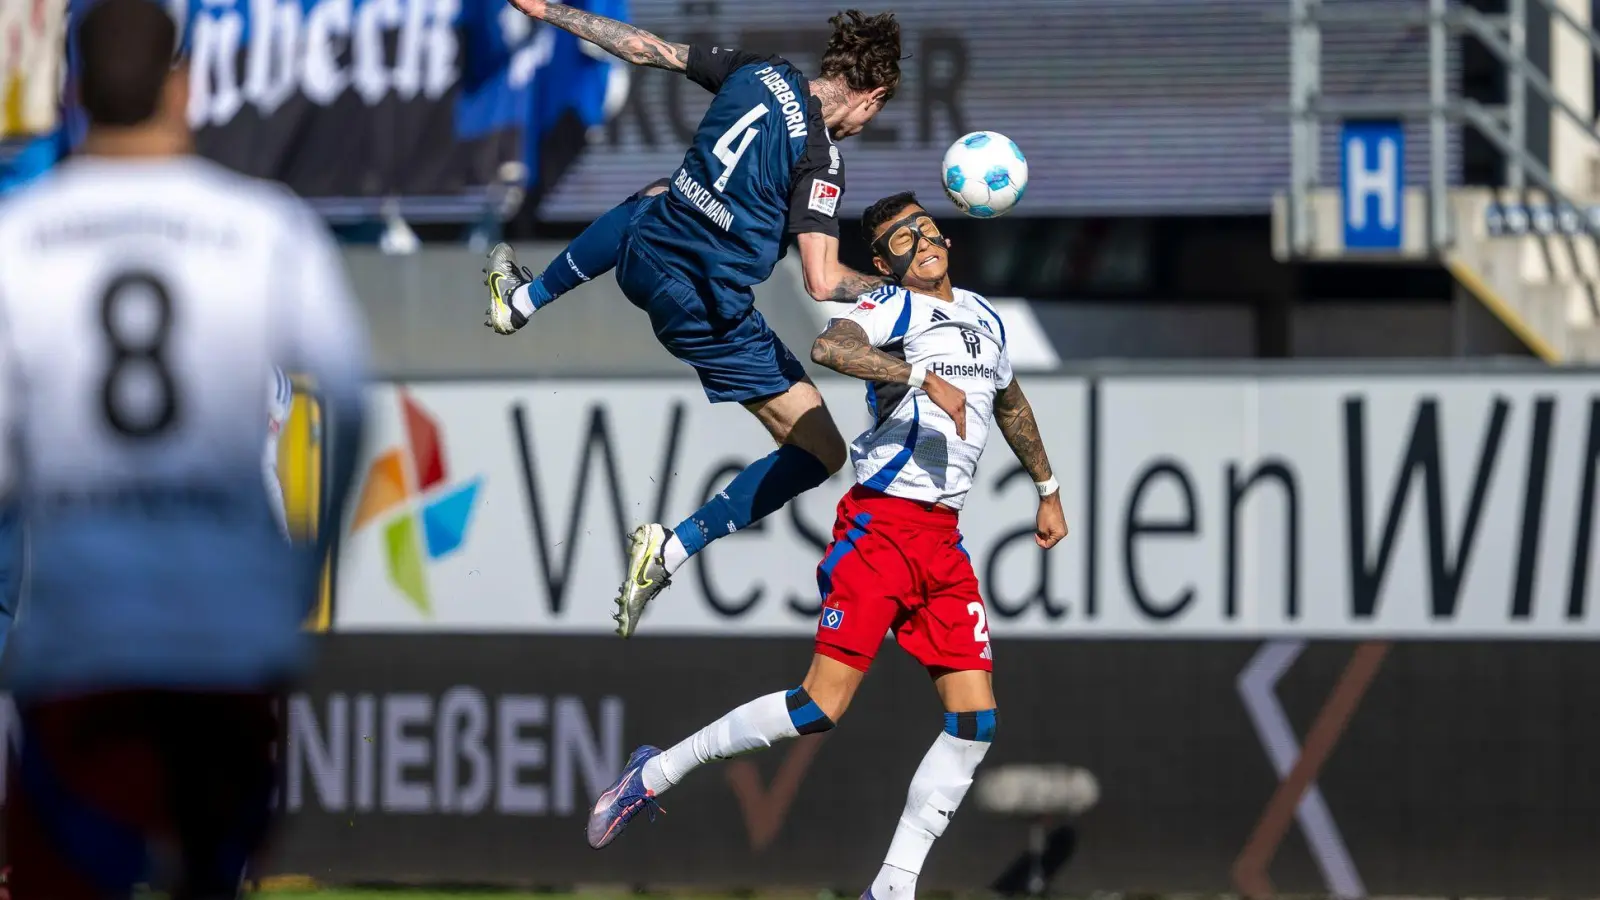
left=1285, top=0, right=1600, bottom=259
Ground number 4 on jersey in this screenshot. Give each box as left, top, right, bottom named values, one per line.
left=712, top=103, right=768, bottom=192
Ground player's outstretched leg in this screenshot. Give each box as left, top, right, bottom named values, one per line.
left=588, top=657, right=863, bottom=849
left=614, top=382, right=846, bottom=637
left=865, top=673, right=996, bottom=900
left=482, top=180, right=667, bottom=336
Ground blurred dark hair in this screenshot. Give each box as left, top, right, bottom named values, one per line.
left=862, top=191, right=922, bottom=242
left=820, top=10, right=903, bottom=100
left=76, top=0, right=178, bottom=127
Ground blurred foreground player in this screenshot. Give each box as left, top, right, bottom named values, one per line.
left=0, top=0, right=369, bottom=896
left=490, top=1, right=906, bottom=637
left=264, top=366, right=294, bottom=537
left=586, top=193, right=1067, bottom=900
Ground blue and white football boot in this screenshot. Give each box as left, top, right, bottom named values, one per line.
left=586, top=745, right=664, bottom=849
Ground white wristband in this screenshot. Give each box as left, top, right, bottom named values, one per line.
left=907, top=361, right=928, bottom=389
left=1035, top=476, right=1060, bottom=498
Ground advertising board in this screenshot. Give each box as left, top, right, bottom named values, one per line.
left=337, top=374, right=1600, bottom=638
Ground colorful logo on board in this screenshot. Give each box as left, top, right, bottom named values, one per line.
left=350, top=390, right=481, bottom=616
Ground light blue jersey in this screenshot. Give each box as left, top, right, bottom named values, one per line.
left=0, top=156, right=368, bottom=699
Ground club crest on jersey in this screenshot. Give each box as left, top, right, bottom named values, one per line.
left=856, top=300, right=877, bottom=311
left=820, top=607, right=846, bottom=630
left=809, top=180, right=841, bottom=217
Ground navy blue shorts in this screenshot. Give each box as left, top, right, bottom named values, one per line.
left=615, top=240, right=807, bottom=405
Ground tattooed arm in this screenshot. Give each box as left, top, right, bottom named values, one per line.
left=796, top=233, right=890, bottom=302
left=811, top=319, right=970, bottom=439
left=810, top=319, right=912, bottom=383
left=995, top=377, right=1067, bottom=547
left=993, top=378, right=1053, bottom=483
left=510, top=0, right=689, bottom=71
left=819, top=268, right=892, bottom=302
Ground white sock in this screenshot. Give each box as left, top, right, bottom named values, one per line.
left=660, top=532, right=690, bottom=575
left=640, top=691, right=800, bottom=795
left=508, top=282, right=538, bottom=318
left=869, top=731, right=992, bottom=900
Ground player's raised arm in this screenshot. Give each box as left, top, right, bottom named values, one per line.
left=508, top=0, right=689, bottom=72
left=993, top=377, right=1068, bottom=548
left=796, top=233, right=891, bottom=302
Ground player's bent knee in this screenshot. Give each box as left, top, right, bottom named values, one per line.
left=784, top=686, right=837, bottom=734
left=790, top=414, right=848, bottom=474
left=806, top=435, right=848, bottom=475
left=944, top=708, right=998, bottom=744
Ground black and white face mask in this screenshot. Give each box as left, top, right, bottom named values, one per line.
left=872, top=212, right=949, bottom=282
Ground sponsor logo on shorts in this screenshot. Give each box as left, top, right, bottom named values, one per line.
left=820, top=607, right=845, bottom=630
left=980, top=644, right=993, bottom=661
left=809, top=180, right=841, bottom=217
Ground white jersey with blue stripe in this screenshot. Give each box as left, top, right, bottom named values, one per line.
left=834, top=285, right=1014, bottom=510
left=0, top=155, right=369, bottom=698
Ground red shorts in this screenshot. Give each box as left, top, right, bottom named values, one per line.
left=813, top=485, right=993, bottom=673
left=3, top=690, right=280, bottom=899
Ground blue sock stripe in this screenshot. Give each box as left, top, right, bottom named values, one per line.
left=785, top=687, right=834, bottom=735
left=944, top=709, right=998, bottom=743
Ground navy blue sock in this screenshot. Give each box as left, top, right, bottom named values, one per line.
left=533, top=196, right=635, bottom=307
left=673, top=444, right=830, bottom=556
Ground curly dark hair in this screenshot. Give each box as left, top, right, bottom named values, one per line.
left=862, top=191, right=922, bottom=240
left=819, top=10, right=903, bottom=100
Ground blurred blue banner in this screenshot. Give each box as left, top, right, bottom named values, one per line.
left=179, top=0, right=625, bottom=221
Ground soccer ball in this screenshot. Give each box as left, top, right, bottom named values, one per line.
left=941, top=131, right=1029, bottom=219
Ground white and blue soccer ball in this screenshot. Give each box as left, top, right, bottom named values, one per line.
left=941, top=131, right=1029, bottom=219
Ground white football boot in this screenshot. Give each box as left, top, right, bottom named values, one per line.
left=614, top=523, right=672, bottom=638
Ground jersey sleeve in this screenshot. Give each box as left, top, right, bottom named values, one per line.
left=834, top=288, right=905, bottom=347
left=787, top=135, right=844, bottom=237
left=995, top=342, right=1015, bottom=389
left=685, top=44, right=775, bottom=93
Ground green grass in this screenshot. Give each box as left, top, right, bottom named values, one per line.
left=260, top=890, right=563, bottom=896
left=253, top=891, right=805, bottom=900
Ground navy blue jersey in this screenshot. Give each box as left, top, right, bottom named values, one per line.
left=630, top=45, right=843, bottom=321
